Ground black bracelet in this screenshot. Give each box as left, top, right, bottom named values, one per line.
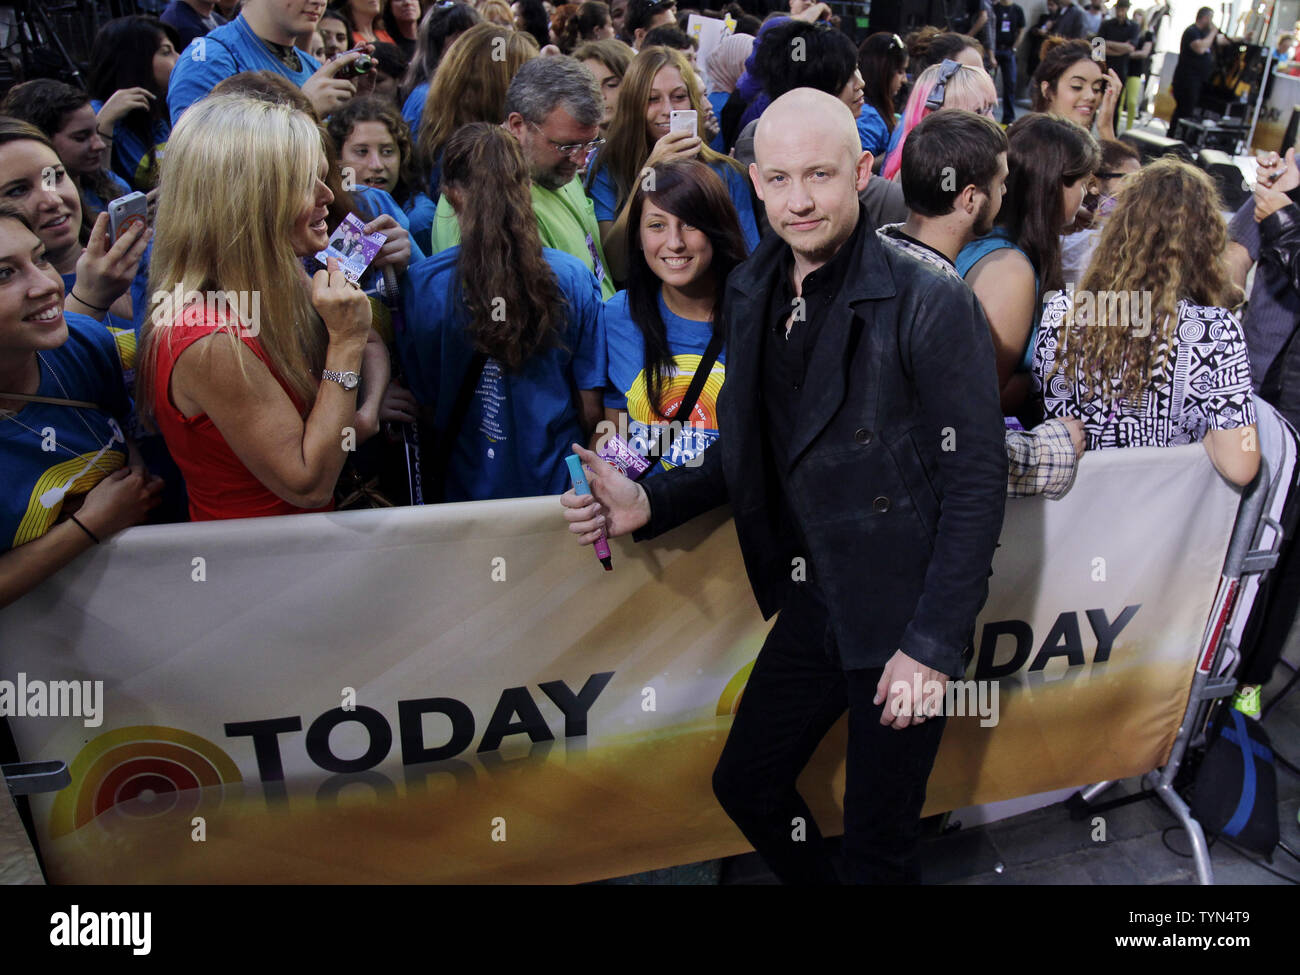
left=71, top=291, right=109, bottom=313
left=69, top=514, right=100, bottom=544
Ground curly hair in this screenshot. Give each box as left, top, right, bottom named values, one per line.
left=1051, top=157, right=1239, bottom=404
left=326, top=95, right=417, bottom=206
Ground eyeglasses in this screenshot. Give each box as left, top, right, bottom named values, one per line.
left=925, top=59, right=962, bottom=111
left=529, top=120, right=605, bottom=157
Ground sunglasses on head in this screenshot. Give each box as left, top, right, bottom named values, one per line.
left=925, top=59, right=962, bottom=111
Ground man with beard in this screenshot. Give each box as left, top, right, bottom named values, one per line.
left=879, top=108, right=1084, bottom=499
left=877, top=108, right=1007, bottom=277
left=428, top=57, right=615, bottom=299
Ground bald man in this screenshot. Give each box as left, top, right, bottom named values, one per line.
left=562, top=89, right=1007, bottom=883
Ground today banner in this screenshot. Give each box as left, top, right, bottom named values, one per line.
left=0, top=444, right=1240, bottom=883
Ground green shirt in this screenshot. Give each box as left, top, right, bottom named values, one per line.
left=430, top=177, right=616, bottom=300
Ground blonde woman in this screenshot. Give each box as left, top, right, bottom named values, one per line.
left=137, top=94, right=387, bottom=520
left=1032, top=157, right=1258, bottom=487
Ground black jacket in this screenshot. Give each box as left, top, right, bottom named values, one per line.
left=1258, top=199, right=1300, bottom=424
left=635, top=210, right=1008, bottom=677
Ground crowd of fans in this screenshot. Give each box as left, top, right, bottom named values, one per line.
left=0, top=0, right=1291, bottom=711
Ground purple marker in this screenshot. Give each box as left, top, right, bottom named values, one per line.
left=566, top=453, right=612, bottom=571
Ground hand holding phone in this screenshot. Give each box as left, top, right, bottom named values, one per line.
left=669, top=110, right=698, bottom=139
left=107, top=191, right=148, bottom=246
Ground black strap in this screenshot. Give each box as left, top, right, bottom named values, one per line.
left=644, top=326, right=724, bottom=477
left=426, top=351, right=488, bottom=499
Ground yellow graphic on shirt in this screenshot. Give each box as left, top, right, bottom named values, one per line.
left=624, top=354, right=724, bottom=470
left=108, top=326, right=136, bottom=372
left=13, top=449, right=127, bottom=548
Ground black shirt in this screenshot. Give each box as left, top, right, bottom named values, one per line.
left=760, top=208, right=867, bottom=581
left=994, top=3, right=1025, bottom=51
left=1175, top=24, right=1213, bottom=86
left=1098, top=16, right=1141, bottom=78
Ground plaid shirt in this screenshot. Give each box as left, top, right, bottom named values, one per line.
left=1006, top=419, right=1080, bottom=499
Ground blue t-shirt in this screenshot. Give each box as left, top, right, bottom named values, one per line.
left=956, top=227, right=1041, bottom=372
left=402, top=82, right=430, bottom=140
left=856, top=103, right=892, bottom=157
left=707, top=91, right=729, bottom=153
left=603, top=289, right=725, bottom=476
left=398, top=247, right=606, bottom=501
left=91, top=99, right=170, bottom=190
left=61, top=272, right=139, bottom=387
left=167, top=13, right=323, bottom=123
left=402, top=190, right=437, bottom=256
left=0, top=315, right=131, bottom=551
left=586, top=154, right=761, bottom=252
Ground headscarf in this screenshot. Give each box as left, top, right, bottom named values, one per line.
left=707, top=33, right=756, bottom=95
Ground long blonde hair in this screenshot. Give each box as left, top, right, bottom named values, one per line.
left=1051, top=157, right=1240, bottom=404
left=586, top=46, right=744, bottom=212
left=416, top=22, right=538, bottom=175
left=138, top=93, right=328, bottom=420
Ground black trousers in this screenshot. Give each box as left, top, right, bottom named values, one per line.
left=712, top=583, right=947, bottom=884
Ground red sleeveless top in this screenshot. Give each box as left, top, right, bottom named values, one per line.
left=151, top=308, right=334, bottom=521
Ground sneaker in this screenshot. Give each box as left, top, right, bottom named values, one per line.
left=1231, top=684, right=1261, bottom=718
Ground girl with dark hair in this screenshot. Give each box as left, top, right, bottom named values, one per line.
left=399, top=0, right=482, bottom=136
left=559, top=1, right=615, bottom=52
left=604, top=158, right=747, bottom=475
left=384, top=0, right=423, bottom=57
left=513, top=0, right=553, bottom=49
left=857, top=31, right=908, bottom=156
left=327, top=96, right=436, bottom=253
left=1031, top=37, right=1123, bottom=142
left=956, top=112, right=1098, bottom=413
left=0, top=80, right=132, bottom=219
left=331, top=0, right=396, bottom=45
left=88, top=16, right=179, bottom=192
left=397, top=122, right=606, bottom=501
left=587, top=46, right=758, bottom=281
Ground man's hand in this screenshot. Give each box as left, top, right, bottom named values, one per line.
left=302, top=50, right=366, bottom=118
left=560, top=444, right=651, bottom=543
left=875, top=649, right=948, bottom=729
left=1258, top=147, right=1300, bottom=193
left=1062, top=417, right=1086, bottom=458
left=1255, top=180, right=1293, bottom=222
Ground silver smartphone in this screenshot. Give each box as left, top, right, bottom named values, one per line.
left=107, top=191, right=148, bottom=245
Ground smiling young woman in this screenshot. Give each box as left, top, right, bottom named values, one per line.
left=586, top=46, right=758, bottom=282
left=0, top=120, right=149, bottom=352
left=0, top=205, right=163, bottom=608
left=1031, top=37, right=1123, bottom=143
left=603, top=158, right=747, bottom=476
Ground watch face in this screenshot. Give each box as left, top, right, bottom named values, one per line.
left=343, top=373, right=359, bottom=390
